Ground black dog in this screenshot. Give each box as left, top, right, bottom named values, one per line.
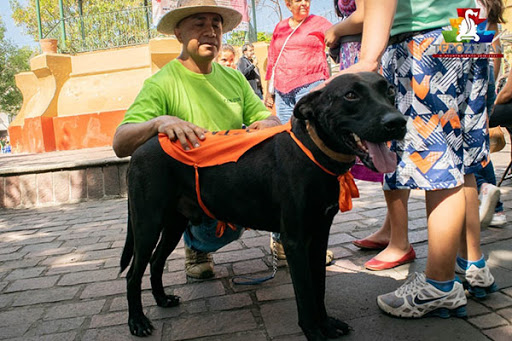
left=120, top=72, right=407, bottom=340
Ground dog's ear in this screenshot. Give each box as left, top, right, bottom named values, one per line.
left=294, top=89, right=323, bottom=120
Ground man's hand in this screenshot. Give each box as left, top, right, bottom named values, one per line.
left=247, top=115, right=281, bottom=130
left=156, top=116, right=207, bottom=150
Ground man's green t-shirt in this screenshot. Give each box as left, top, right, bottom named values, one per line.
left=121, top=59, right=270, bottom=130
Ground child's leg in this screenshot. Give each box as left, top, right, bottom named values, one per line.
left=459, top=174, right=482, bottom=261
left=424, top=186, right=465, bottom=281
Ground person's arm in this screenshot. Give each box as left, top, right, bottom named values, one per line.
left=495, top=71, right=512, bottom=105
left=325, top=0, right=364, bottom=47
left=489, top=22, right=501, bottom=81
left=112, top=116, right=206, bottom=158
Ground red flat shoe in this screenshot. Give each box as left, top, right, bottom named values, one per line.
left=364, top=247, right=416, bottom=271
left=352, top=238, right=389, bottom=250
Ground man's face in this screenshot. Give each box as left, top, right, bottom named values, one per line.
left=244, top=46, right=255, bottom=60
left=175, top=13, right=223, bottom=61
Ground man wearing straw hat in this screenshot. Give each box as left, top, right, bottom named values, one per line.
left=113, top=0, right=280, bottom=280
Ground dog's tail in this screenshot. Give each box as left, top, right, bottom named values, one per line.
left=120, top=207, right=134, bottom=274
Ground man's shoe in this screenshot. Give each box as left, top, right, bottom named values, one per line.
left=271, top=238, right=335, bottom=265
left=479, top=183, right=500, bottom=229
left=377, top=272, right=467, bottom=318
left=455, top=261, right=497, bottom=298
left=489, top=212, right=507, bottom=227
left=365, top=246, right=416, bottom=271
left=185, top=246, right=214, bottom=279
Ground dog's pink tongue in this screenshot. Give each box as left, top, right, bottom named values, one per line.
left=365, top=141, right=397, bottom=174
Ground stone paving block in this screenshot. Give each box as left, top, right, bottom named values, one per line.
left=498, top=307, right=512, bottom=323
left=241, top=235, right=268, bottom=248
left=40, top=252, right=85, bottom=266
left=53, top=171, right=70, bottom=203
left=27, top=246, right=75, bottom=258
left=7, top=331, right=78, bottom=341
left=198, top=330, right=268, bottom=341
left=482, top=325, right=512, bottom=340
left=69, top=169, right=87, bottom=200
left=27, top=316, right=85, bottom=336
left=1, top=323, right=31, bottom=339
left=480, top=292, right=512, bottom=310
left=174, top=280, right=225, bottom=301
left=256, top=283, right=295, bottom=302
left=213, top=248, right=265, bottom=264
left=12, top=286, right=79, bottom=306
left=119, top=163, right=129, bottom=197
left=20, top=173, right=37, bottom=207
left=76, top=241, right=112, bottom=252
left=209, top=293, right=253, bottom=311
left=0, top=251, right=28, bottom=262
left=87, top=167, right=104, bottom=199
left=0, top=176, right=4, bottom=208
left=0, top=258, right=42, bottom=272
left=167, top=310, right=257, bottom=340
left=37, top=172, right=54, bottom=205
left=89, top=311, right=127, bottom=328
left=467, top=298, right=492, bottom=317
left=45, top=260, right=104, bottom=275
left=326, top=246, right=353, bottom=260
left=260, top=300, right=302, bottom=338
left=81, top=248, right=122, bottom=261
left=328, top=233, right=353, bottom=246
left=0, top=245, right=21, bottom=255
left=22, top=241, right=62, bottom=252
left=3, top=176, right=20, bottom=208
left=409, top=229, right=428, bottom=244
left=83, top=323, right=163, bottom=341
left=58, top=268, right=119, bottom=286
left=469, top=312, right=509, bottom=329
left=109, top=292, right=156, bottom=312
left=160, top=271, right=187, bottom=287
left=5, top=275, right=59, bottom=293
left=44, top=299, right=106, bottom=320
left=103, top=165, right=121, bottom=196
left=231, top=269, right=292, bottom=293
left=0, top=307, right=45, bottom=327
left=232, top=259, right=269, bottom=275
left=81, top=279, right=126, bottom=299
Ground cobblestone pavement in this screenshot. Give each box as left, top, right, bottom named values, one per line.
left=1, top=149, right=512, bottom=340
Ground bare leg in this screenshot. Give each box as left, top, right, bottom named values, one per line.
left=459, top=174, right=482, bottom=261
left=425, top=186, right=465, bottom=281
left=371, top=189, right=411, bottom=261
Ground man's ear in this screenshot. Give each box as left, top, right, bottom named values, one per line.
left=174, top=27, right=182, bottom=43
left=294, top=89, right=323, bottom=120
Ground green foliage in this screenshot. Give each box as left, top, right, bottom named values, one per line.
left=257, top=32, right=272, bottom=43
left=226, top=30, right=247, bottom=47
left=9, top=0, right=149, bottom=53
left=0, top=15, right=32, bottom=118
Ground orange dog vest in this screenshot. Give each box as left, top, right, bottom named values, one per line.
left=158, top=122, right=359, bottom=236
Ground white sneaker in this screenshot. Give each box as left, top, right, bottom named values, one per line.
left=489, top=212, right=507, bottom=227
left=377, top=272, right=467, bottom=318
left=455, top=261, right=497, bottom=298
left=479, top=183, right=500, bottom=229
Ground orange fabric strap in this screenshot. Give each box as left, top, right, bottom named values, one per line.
left=194, top=165, right=236, bottom=237
left=289, top=131, right=359, bottom=212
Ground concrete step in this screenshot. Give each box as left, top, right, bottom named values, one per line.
left=0, top=147, right=129, bottom=208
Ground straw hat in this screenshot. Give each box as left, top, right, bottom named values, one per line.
left=157, top=0, right=243, bottom=35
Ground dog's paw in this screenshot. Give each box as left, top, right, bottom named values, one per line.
left=320, top=317, right=351, bottom=338
left=128, top=314, right=154, bottom=337
left=155, top=294, right=180, bottom=308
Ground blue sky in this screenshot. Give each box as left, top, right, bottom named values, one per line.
left=0, top=1, right=338, bottom=48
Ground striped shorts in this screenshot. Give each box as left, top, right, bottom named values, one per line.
left=381, top=28, right=490, bottom=191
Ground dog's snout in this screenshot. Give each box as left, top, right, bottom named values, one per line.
left=381, top=112, right=407, bottom=137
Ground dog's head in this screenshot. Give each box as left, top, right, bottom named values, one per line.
left=294, top=72, right=407, bottom=173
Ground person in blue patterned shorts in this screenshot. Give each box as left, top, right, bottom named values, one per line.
left=327, top=0, right=498, bottom=318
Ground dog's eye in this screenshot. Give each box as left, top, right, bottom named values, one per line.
left=344, top=91, right=358, bottom=101
left=387, top=86, right=396, bottom=97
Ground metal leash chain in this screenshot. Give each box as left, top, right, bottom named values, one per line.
left=231, top=233, right=278, bottom=285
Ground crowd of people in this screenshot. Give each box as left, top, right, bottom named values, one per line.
left=0, top=137, right=11, bottom=153
left=114, top=0, right=507, bottom=326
